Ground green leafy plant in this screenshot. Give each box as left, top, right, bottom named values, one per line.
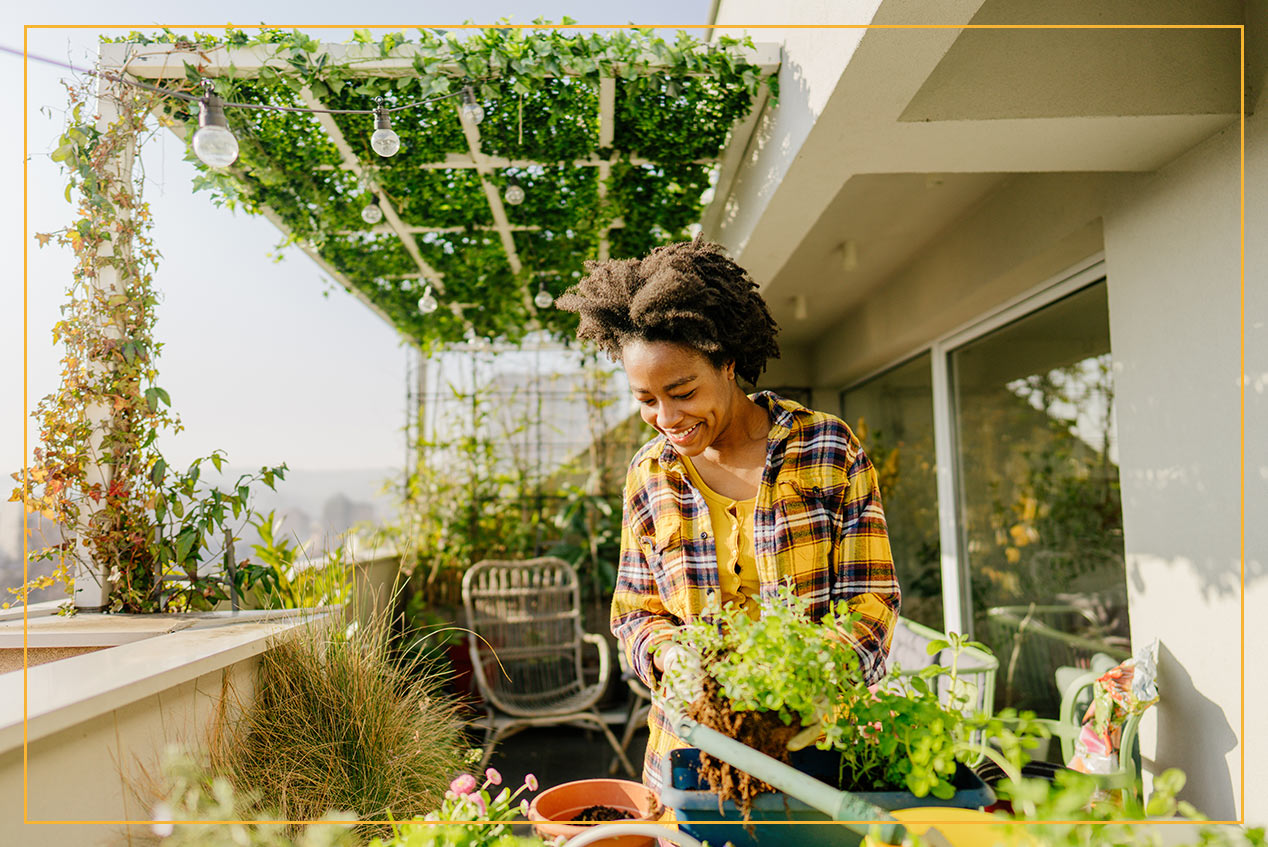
left=986, top=767, right=1267, bottom=847
left=144, top=746, right=358, bottom=847
left=236, top=509, right=352, bottom=609
left=99, top=23, right=775, bottom=352
left=664, top=587, right=1045, bottom=806
left=208, top=611, right=468, bottom=840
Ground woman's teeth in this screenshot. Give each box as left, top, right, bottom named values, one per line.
left=667, top=423, right=700, bottom=444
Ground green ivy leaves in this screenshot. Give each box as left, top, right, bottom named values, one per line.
left=122, top=24, right=773, bottom=352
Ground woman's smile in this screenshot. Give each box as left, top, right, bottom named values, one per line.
left=663, top=422, right=703, bottom=445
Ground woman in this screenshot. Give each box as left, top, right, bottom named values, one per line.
left=556, top=236, right=901, bottom=794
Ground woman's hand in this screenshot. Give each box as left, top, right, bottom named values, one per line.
left=656, top=643, right=705, bottom=707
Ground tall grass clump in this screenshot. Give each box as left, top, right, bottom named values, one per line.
left=212, top=610, right=467, bottom=839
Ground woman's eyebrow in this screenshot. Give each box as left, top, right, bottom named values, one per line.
left=631, top=375, right=697, bottom=394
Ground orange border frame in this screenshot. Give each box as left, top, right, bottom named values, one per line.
left=20, top=19, right=1248, bottom=836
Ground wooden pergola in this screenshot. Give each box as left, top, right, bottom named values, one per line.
left=96, top=39, right=781, bottom=345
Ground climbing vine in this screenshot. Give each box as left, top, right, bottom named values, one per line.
left=10, top=77, right=283, bottom=613
left=106, top=22, right=776, bottom=351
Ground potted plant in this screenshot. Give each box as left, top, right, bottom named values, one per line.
left=527, top=777, right=661, bottom=847
left=657, top=587, right=1040, bottom=844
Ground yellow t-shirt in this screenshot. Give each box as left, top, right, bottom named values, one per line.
left=682, top=456, right=762, bottom=619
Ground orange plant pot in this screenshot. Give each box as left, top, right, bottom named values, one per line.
left=527, top=778, right=660, bottom=847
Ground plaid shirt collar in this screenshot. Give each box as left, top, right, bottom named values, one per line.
left=652, top=390, right=811, bottom=469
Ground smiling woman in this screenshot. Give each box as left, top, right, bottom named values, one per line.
left=555, top=237, right=902, bottom=795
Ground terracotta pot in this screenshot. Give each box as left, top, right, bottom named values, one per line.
left=527, top=778, right=659, bottom=847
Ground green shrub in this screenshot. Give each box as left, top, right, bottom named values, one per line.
left=212, top=611, right=467, bottom=839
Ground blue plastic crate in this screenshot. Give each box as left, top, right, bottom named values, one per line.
left=660, top=747, right=995, bottom=847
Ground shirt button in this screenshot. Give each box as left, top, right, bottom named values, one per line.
left=700, top=532, right=709, bottom=539
left=812, top=486, right=822, bottom=495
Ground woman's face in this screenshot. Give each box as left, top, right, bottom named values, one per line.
left=623, top=339, right=738, bottom=457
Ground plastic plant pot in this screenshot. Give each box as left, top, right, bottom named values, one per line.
left=660, top=747, right=996, bottom=847
left=528, top=778, right=661, bottom=847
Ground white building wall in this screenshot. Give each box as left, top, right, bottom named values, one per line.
left=710, top=1, right=883, bottom=254
left=1101, top=100, right=1264, bottom=824
left=803, top=119, right=1261, bottom=826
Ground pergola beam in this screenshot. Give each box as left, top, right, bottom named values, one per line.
left=298, top=87, right=447, bottom=293
left=597, top=77, right=615, bottom=262
left=100, top=40, right=782, bottom=338
left=314, top=155, right=722, bottom=170
left=113, top=41, right=782, bottom=81
left=456, top=97, right=523, bottom=277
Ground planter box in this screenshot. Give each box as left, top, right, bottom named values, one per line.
left=0, top=603, right=332, bottom=847
left=661, top=747, right=994, bottom=847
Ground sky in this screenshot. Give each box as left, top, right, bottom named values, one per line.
left=2, top=2, right=713, bottom=481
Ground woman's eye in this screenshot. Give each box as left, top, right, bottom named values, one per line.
left=672, top=390, right=696, bottom=400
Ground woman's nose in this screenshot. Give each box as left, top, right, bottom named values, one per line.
left=656, top=400, right=682, bottom=430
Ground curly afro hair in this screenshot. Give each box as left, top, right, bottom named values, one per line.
left=555, top=236, right=780, bottom=384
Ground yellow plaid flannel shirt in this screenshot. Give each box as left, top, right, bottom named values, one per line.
left=611, top=391, right=900, bottom=794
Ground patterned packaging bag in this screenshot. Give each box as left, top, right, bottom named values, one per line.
left=1067, top=638, right=1159, bottom=795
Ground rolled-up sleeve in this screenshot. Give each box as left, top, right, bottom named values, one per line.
left=610, top=475, right=681, bottom=689
left=830, top=446, right=901, bottom=685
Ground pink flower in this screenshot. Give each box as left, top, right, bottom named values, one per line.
left=520, top=799, right=530, bottom=816
left=450, top=774, right=477, bottom=796
left=485, top=767, right=502, bottom=786
left=525, top=773, right=538, bottom=791
left=471, top=793, right=487, bottom=816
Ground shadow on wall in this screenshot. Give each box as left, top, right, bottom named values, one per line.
left=1152, top=642, right=1239, bottom=820
left=1128, top=552, right=1264, bottom=605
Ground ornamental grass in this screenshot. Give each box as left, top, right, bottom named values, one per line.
left=210, top=610, right=468, bottom=839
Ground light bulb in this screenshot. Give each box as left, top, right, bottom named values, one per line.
left=504, top=181, right=525, bottom=206
left=460, top=86, right=485, bottom=125
left=193, top=92, right=239, bottom=169
left=371, top=103, right=400, bottom=157
left=361, top=201, right=383, bottom=224
left=534, top=287, right=553, bottom=309
left=418, top=286, right=439, bottom=314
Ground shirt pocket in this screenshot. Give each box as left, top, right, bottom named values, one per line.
left=774, top=478, right=848, bottom=581
left=639, top=516, right=686, bottom=601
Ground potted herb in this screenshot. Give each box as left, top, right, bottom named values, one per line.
left=658, top=587, right=1038, bottom=839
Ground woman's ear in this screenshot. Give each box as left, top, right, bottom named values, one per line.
left=724, top=360, right=736, bottom=381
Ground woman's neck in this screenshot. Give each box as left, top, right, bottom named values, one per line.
left=702, top=390, right=770, bottom=469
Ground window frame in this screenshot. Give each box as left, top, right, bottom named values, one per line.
left=839, top=252, right=1110, bottom=637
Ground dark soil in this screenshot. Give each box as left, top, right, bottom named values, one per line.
left=571, top=804, right=630, bottom=822
left=685, top=676, right=802, bottom=821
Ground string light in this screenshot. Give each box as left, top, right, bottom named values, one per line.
left=370, top=99, right=401, bottom=157
left=460, top=86, right=485, bottom=125
left=534, top=283, right=553, bottom=309
left=192, top=81, right=239, bottom=169
left=504, top=177, right=525, bottom=206
left=418, top=285, right=439, bottom=314
left=361, top=197, right=384, bottom=224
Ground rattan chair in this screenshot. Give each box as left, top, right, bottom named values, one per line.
left=462, top=557, right=635, bottom=775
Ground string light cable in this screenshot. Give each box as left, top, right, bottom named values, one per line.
left=4, top=43, right=485, bottom=163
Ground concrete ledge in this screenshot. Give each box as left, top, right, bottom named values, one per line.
left=0, top=607, right=335, bottom=754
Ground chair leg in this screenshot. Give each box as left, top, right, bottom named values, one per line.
left=608, top=694, right=641, bottom=775
left=588, top=710, right=637, bottom=778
